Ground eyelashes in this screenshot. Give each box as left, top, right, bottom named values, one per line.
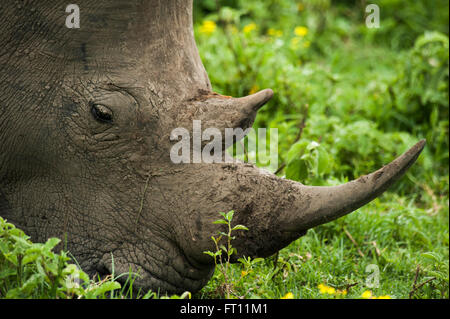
left=91, top=103, right=114, bottom=124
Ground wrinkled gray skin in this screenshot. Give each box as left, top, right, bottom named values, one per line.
left=0, top=1, right=425, bottom=293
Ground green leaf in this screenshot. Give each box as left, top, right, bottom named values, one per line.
left=213, top=219, right=229, bottom=225
left=91, top=281, right=121, bottom=298
left=286, top=141, right=309, bottom=163
left=203, top=251, right=216, bottom=258
left=178, top=291, right=192, bottom=299
left=286, top=158, right=308, bottom=181
left=232, top=225, right=249, bottom=231
left=10, top=235, right=31, bottom=249
left=317, top=148, right=332, bottom=176
left=225, top=210, right=235, bottom=222
left=252, top=258, right=265, bottom=264
left=3, top=252, right=18, bottom=265
left=22, top=253, right=39, bottom=265
left=44, top=238, right=61, bottom=251
left=20, top=274, right=43, bottom=294
left=421, top=252, right=442, bottom=262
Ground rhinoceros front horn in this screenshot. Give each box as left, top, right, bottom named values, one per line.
left=281, top=139, right=426, bottom=232
left=221, top=139, right=426, bottom=259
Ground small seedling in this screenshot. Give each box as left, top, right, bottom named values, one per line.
left=203, top=210, right=248, bottom=298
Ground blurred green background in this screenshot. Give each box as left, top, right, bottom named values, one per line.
left=193, top=0, right=449, bottom=298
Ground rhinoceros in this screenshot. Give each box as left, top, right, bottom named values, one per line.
left=0, top=0, right=425, bottom=294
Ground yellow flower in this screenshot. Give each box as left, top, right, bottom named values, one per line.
left=361, top=290, right=391, bottom=299
left=243, top=23, right=257, bottom=34
left=281, top=292, right=294, bottom=299
left=241, top=270, right=248, bottom=277
left=249, top=85, right=259, bottom=95
left=199, top=20, right=217, bottom=35
left=267, top=28, right=283, bottom=37
left=318, top=283, right=336, bottom=295
left=318, top=283, right=327, bottom=294
left=361, top=290, right=373, bottom=299
left=303, top=40, right=311, bottom=48
left=294, top=26, right=308, bottom=37
left=326, top=287, right=336, bottom=294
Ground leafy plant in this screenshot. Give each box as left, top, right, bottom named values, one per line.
left=0, top=217, right=121, bottom=298
left=285, top=140, right=332, bottom=185
left=203, top=210, right=248, bottom=298
left=0, top=217, right=191, bottom=299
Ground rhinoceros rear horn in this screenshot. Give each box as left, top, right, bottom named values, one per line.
left=282, top=139, right=426, bottom=233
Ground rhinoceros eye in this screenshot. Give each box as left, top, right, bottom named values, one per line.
left=91, top=103, right=113, bottom=123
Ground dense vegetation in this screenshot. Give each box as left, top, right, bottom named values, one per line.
left=0, top=0, right=448, bottom=299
